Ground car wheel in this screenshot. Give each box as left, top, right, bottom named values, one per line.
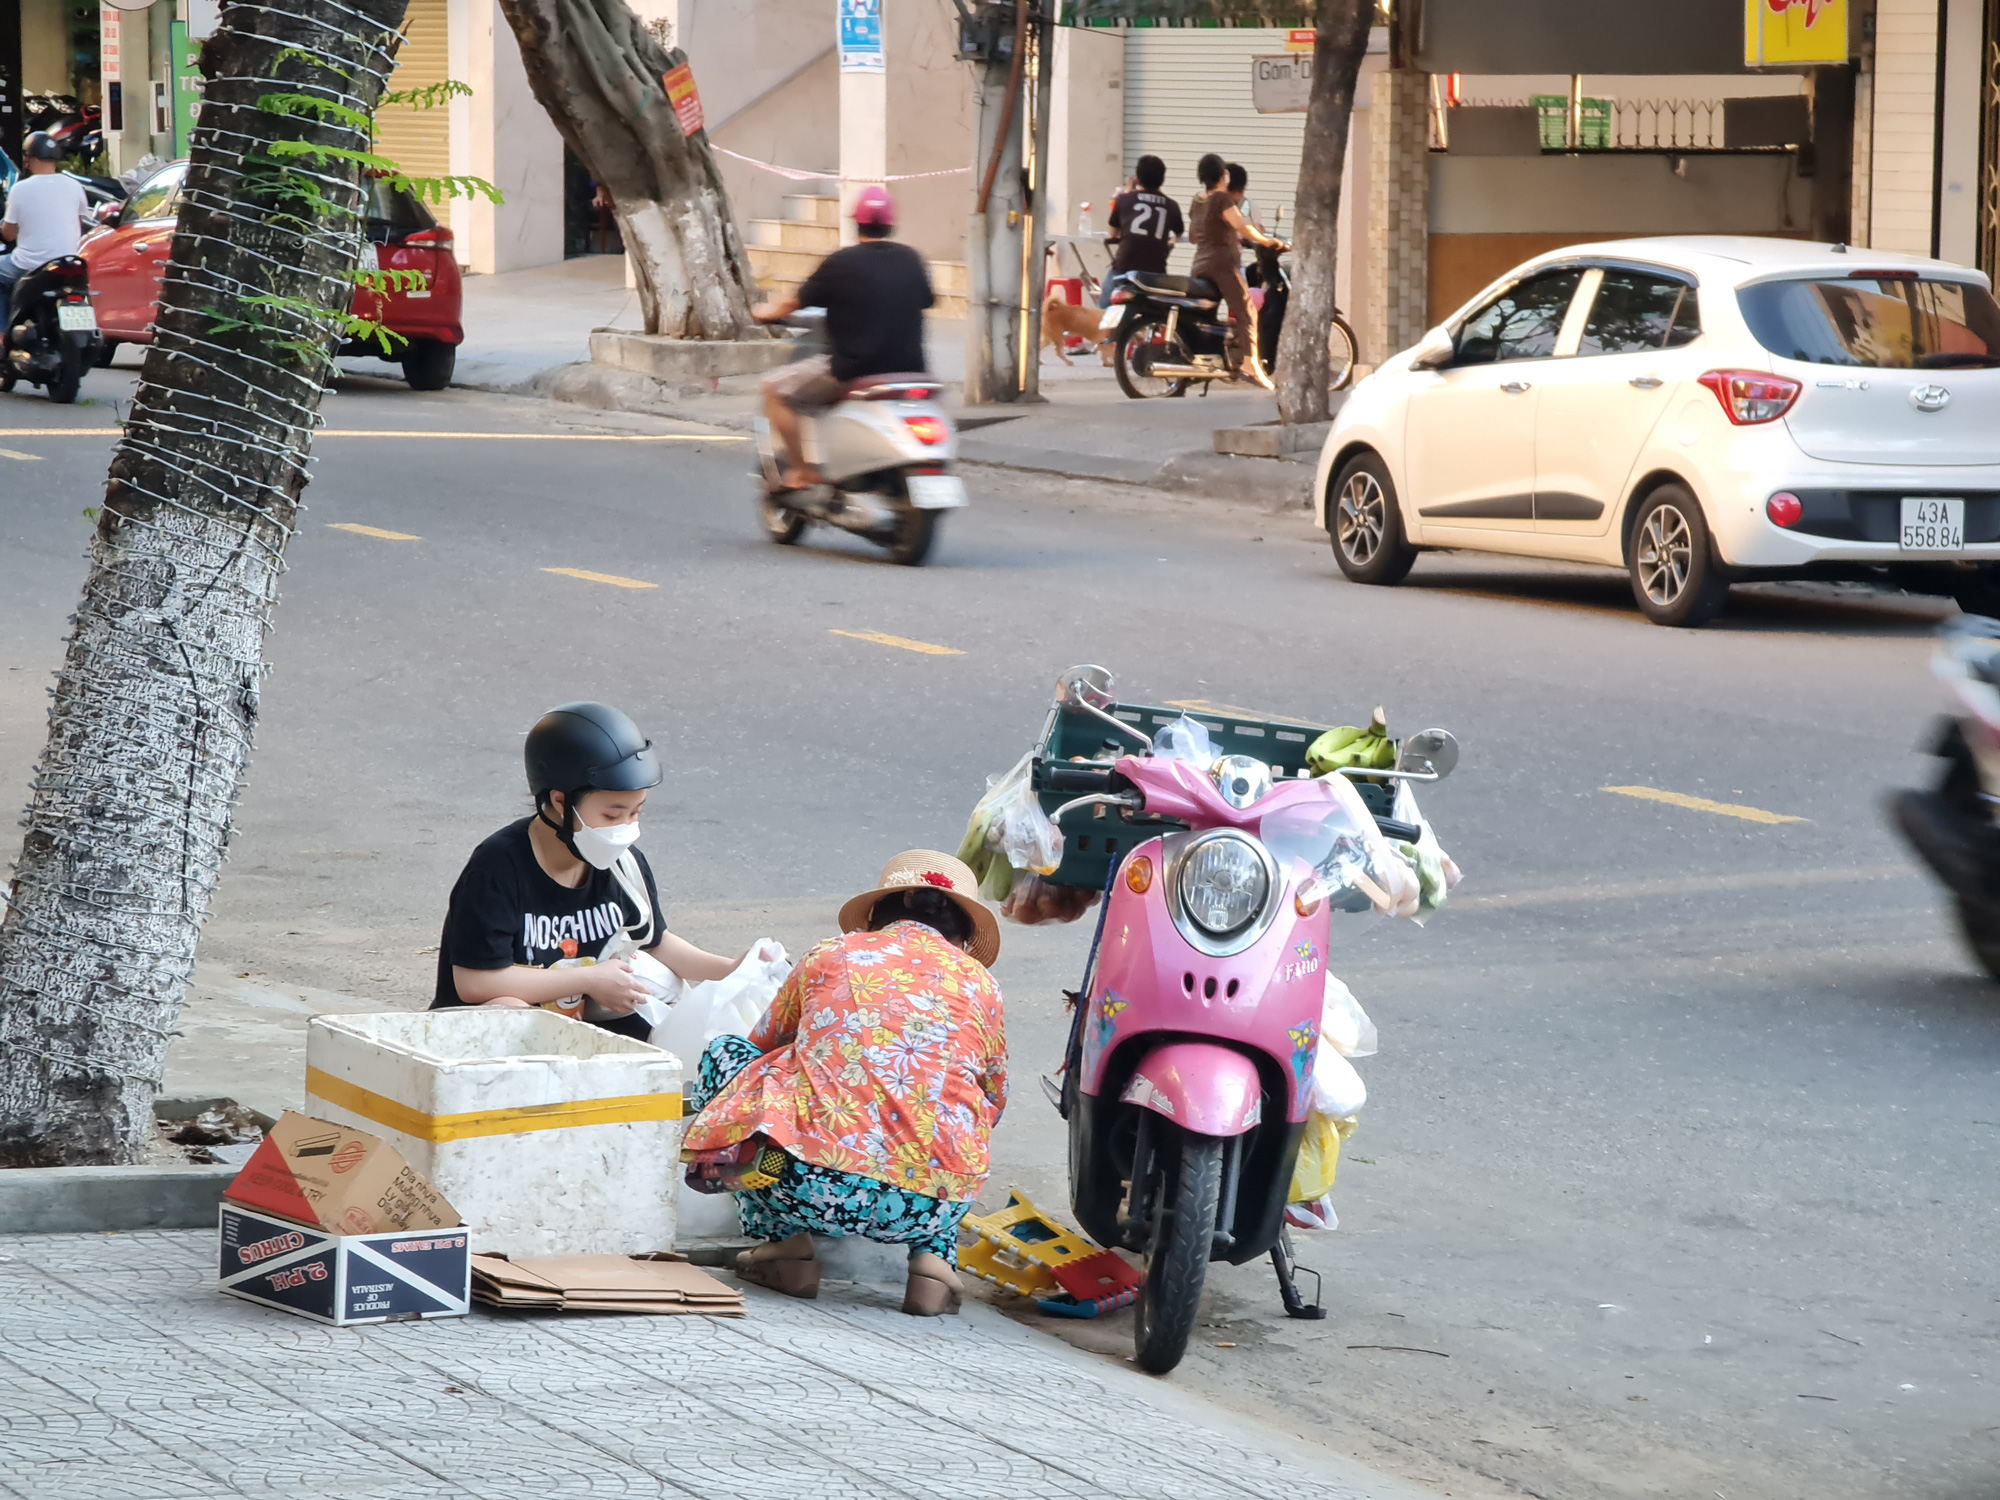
left=401, top=339, right=456, bottom=391
left=1327, top=452, right=1416, bottom=585
left=1628, top=484, right=1729, bottom=627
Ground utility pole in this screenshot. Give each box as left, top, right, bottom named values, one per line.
left=957, top=0, right=1054, bottom=405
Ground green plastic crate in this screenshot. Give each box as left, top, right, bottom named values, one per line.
left=1029, top=699, right=1397, bottom=892
left=1533, top=94, right=1610, bottom=151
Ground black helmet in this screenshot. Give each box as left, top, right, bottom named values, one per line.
left=524, top=702, right=661, bottom=800
left=22, top=132, right=61, bottom=163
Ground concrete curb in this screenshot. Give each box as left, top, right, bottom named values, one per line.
left=1213, top=420, right=1333, bottom=458
left=0, top=1163, right=237, bottom=1234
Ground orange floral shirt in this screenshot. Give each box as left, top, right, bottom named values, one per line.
left=680, top=922, right=1007, bottom=1202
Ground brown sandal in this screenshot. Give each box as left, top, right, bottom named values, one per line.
left=735, top=1256, right=821, bottom=1299
left=902, top=1268, right=962, bottom=1317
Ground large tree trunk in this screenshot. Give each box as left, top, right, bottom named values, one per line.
left=496, top=0, right=761, bottom=340
left=1274, top=0, right=1373, bottom=426
left=0, top=0, right=407, bottom=1166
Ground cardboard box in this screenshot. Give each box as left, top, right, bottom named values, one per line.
left=224, top=1111, right=460, bottom=1237
left=218, top=1202, right=470, bottom=1325
left=470, top=1252, right=744, bottom=1316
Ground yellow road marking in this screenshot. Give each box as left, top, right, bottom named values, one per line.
left=1166, top=698, right=1329, bottom=729
left=0, top=447, right=42, bottom=461
left=830, top=629, right=965, bottom=657
left=328, top=522, right=421, bottom=541
left=1603, top=786, right=1808, bottom=825
left=544, top=567, right=657, bottom=590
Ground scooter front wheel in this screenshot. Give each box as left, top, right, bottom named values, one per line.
left=1135, top=1127, right=1223, bottom=1375
left=759, top=490, right=806, bottom=546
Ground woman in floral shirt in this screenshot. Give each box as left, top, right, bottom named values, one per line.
left=682, top=850, right=1006, bottom=1315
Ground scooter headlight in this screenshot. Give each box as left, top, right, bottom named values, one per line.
left=1178, top=833, right=1269, bottom=936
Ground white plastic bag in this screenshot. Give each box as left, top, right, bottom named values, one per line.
left=1320, top=974, right=1377, bottom=1059
left=1284, top=1195, right=1339, bottom=1232
left=648, top=939, right=791, bottom=1067
left=1152, top=713, right=1216, bottom=770
left=973, top=752, right=1064, bottom=878
left=1309, top=1048, right=1367, bottom=1118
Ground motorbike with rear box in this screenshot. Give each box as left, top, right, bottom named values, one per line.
left=1027, top=665, right=1457, bottom=1374
left=3, top=253, right=98, bottom=403
left=755, top=310, right=966, bottom=567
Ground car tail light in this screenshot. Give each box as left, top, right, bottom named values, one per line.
left=903, top=414, right=947, bottom=445
left=403, top=228, right=454, bottom=250
left=1125, top=856, right=1154, bottom=894
left=1697, top=369, right=1801, bottom=425
left=1766, top=491, right=1803, bottom=528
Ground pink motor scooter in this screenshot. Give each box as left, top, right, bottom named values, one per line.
left=1035, top=666, right=1457, bottom=1374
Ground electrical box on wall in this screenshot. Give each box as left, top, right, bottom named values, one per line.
left=152, top=80, right=169, bottom=136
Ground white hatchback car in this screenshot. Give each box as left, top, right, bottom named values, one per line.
left=1313, top=236, right=2000, bottom=625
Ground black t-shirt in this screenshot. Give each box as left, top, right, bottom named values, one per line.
left=431, top=818, right=662, bottom=1021
left=797, top=240, right=933, bottom=383
left=1108, top=190, right=1185, bottom=275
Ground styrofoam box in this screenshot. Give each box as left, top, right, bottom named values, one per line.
left=305, top=1010, right=681, bottom=1257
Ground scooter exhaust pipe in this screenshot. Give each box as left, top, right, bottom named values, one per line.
left=1145, top=364, right=1228, bottom=380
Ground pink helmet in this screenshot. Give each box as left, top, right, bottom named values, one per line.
left=852, top=184, right=896, bottom=230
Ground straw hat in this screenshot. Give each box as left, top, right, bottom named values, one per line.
left=837, top=849, right=1001, bottom=967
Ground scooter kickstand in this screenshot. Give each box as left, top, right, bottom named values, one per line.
left=1271, top=1228, right=1326, bottom=1320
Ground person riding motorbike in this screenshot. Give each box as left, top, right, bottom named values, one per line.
left=1100, top=154, right=1183, bottom=308
left=752, top=184, right=934, bottom=493
left=0, top=133, right=90, bottom=311
left=1189, top=161, right=1285, bottom=389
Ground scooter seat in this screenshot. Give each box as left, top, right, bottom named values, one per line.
left=847, top=372, right=944, bottom=399
left=1124, top=272, right=1219, bottom=302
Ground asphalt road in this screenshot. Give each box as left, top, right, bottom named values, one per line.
left=2, top=371, right=1994, bottom=1500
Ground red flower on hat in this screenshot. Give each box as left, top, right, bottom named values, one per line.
left=919, top=871, right=953, bottom=888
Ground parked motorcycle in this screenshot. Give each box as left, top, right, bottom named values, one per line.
left=1035, top=665, right=1457, bottom=1373
left=754, top=311, right=965, bottom=567
left=2, top=255, right=98, bottom=403
left=1101, top=242, right=1356, bottom=401
left=1890, top=614, right=2000, bottom=979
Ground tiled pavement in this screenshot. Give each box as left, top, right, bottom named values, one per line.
left=0, top=1230, right=1430, bottom=1500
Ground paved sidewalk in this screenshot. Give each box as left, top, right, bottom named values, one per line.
left=403, top=253, right=1316, bottom=506
left=0, top=1229, right=1434, bottom=1500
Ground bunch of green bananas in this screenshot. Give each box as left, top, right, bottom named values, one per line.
left=1305, top=708, right=1395, bottom=775
left=955, top=810, right=1015, bottom=902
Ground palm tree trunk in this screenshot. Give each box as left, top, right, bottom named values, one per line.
left=0, top=0, right=408, bottom=1166
left=1274, top=0, right=1373, bottom=426
left=495, top=0, right=762, bottom=340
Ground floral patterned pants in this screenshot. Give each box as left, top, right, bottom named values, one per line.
left=690, top=1035, right=972, bottom=1265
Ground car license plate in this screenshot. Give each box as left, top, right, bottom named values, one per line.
left=56, top=303, right=97, bottom=332
left=1097, top=306, right=1122, bottom=332
left=906, top=474, right=967, bottom=510
left=359, top=242, right=380, bottom=271
left=1901, top=496, right=1964, bottom=551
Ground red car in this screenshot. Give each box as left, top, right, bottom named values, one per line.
left=82, top=161, right=463, bottom=389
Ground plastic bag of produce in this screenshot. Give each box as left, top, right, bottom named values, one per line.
left=1152, top=713, right=1216, bottom=770
left=1000, top=873, right=1102, bottom=926
left=1321, top=974, right=1377, bottom=1059
left=649, top=939, right=791, bottom=1065
left=960, top=754, right=1064, bottom=895
left=1285, top=1194, right=1340, bottom=1231
left=1309, top=1047, right=1367, bottom=1118
left=1390, top=781, right=1464, bottom=918
left=1288, top=1112, right=1343, bottom=1202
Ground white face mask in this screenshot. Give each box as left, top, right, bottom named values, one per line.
left=570, top=817, right=640, bottom=871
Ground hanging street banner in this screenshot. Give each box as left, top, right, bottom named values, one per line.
left=663, top=62, right=704, bottom=136
left=1743, top=0, right=1848, bottom=66
left=1252, top=54, right=1312, bottom=113
left=840, top=0, right=885, bottom=73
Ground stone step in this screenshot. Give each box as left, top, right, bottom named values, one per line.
left=929, top=260, right=967, bottom=296
left=747, top=218, right=841, bottom=252
left=783, top=194, right=841, bottom=226
left=747, top=244, right=826, bottom=283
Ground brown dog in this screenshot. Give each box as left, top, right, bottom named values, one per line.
left=1040, top=295, right=1114, bottom=365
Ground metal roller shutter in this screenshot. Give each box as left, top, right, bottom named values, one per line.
left=1120, top=27, right=1310, bottom=270
left=374, top=0, right=453, bottom=228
